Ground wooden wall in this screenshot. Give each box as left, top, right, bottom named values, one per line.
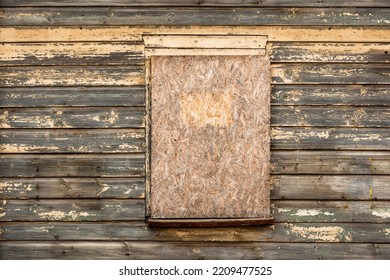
left=0, top=1, right=390, bottom=259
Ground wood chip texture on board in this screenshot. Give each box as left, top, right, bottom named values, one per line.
left=151, top=55, right=271, bottom=219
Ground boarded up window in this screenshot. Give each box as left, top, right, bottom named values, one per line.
left=146, top=36, right=272, bottom=226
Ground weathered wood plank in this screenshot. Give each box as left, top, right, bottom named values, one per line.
left=0, top=87, right=146, bottom=108
left=2, top=222, right=390, bottom=243
left=271, top=85, right=390, bottom=106
left=145, top=48, right=265, bottom=57
left=0, top=66, right=145, bottom=87
left=274, top=200, right=390, bottom=223
left=0, top=129, right=146, bottom=153
left=272, top=64, right=390, bottom=84
left=0, top=42, right=144, bottom=66
left=143, top=35, right=267, bottom=48
left=2, top=26, right=389, bottom=43
left=0, top=241, right=389, bottom=259
left=2, top=0, right=390, bottom=7
left=0, top=155, right=145, bottom=177
left=271, top=151, right=390, bottom=174
left=271, top=128, right=390, bottom=150
left=2, top=1, right=389, bottom=7
left=0, top=108, right=145, bottom=128
left=0, top=199, right=144, bottom=222
left=272, top=107, right=390, bottom=127
left=0, top=178, right=145, bottom=199
left=271, top=175, right=390, bottom=200
left=1, top=8, right=389, bottom=26
left=1, top=175, right=388, bottom=200
left=269, top=43, right=390, bottom=63
left=0, top=221, right=390, bottom=243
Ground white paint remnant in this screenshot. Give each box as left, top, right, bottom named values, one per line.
left=36, top=210, right=95, bottom=221
left=96, top=186, right=110, bottom=196
left=0, top=212, right=6, bottom=218
left=383, top=228, right=390, bottom=236
left=270, top=129, right=296, bottom=140
left=372, top=209, right=390, bottom=219
left=290, top=225, right=351, bottom=242
left=0, top=111, right=10, bottom=128
left=39, top=226, right=54, bottom=233
left=294, top=209, right=321, bottom=216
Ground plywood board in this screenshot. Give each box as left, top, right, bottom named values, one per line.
left=150, top=55, right=271, bottom=219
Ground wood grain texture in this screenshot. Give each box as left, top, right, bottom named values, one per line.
left=0, top=178, right=145, bottom=199
left=0, top=42, right=144, bottom=66
left=271, top=128, right=390, bottom=150
left=2, top=222, right=390, bottom=243
left=0, top=129, right=145, bottom=153
left=151, top=55, right=271, bottom=219
left=0, top=155, right=145, bottom=177
left=271, top=151, right=390, bottom=175
left=0, top=241, right=389, bottom=259
left=1, top=0, right=389, bottom=7
left=0, top=199, right=145, bottom=222
left=0, top=87, right=146, bottom=108
left=274, top=200, right=390, bottom=223
left=271, top=85, right=390, bottom=106
left=272, top=64, right=390, bottom=84
left=269, top=43, right=390, bottom=63
left=1, top=8, right=389, bottom=26
left=0, top=66, right=145, bottom=87
left=271, top=175, right=390, bottom=200
left=272, top=107, right=390, bottom=127
left=0, top=108, right=145, bottom=128
left=2, top=26, right=389, bottom=43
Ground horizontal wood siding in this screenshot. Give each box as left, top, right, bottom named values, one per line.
left=0, top=2, right=390, bottom=259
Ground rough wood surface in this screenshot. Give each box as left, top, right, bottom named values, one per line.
left=1, top=8, right=389, bottom=26
left=0, top=155, right=145, bottom=177
left=272, top=107, right=390, bottom=127
left=0, top=108, right=145, bottom=128
left=271, top=128, right=390, bottom=150
left=143, top=35, right=267, bottom=49
left=269, top=43, right=390, bottom=63
left=0, top=87, right=146, bottom=108
left=0, top=66, right=145, bottom=87
left=0, top=129, right=145, bottom=153
left=0, top=178, right=145, bottom=199
left=2, top=222, right=390, bottom=243
left=2, top=0, right=389, bottom=7
left=2, top=26, right=389, bottom=43
left=0, top=199, right=145, bottom=222
left=272, top=64, right=390, bottom=84
left=274, top=200, right=390, bottom=223
left=151, top=56, right=271, bottom=219
left=271, top=151, right=390, bottom=174
left=271, top=85, right=390, bottom=106
left=271, top=175, right=390, bottom=200
left=145, top=48, right=265, bottom=57
left=0, top=42, right=144, bottom=66
left=1, top=241, right=389, bottom=259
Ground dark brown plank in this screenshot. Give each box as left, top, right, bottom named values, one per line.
left=271, top=175, right=390, bottom=200
left=1, top=8, right=389, bottom=26
left=271, top=127, right=390, bottom=150
left=274, top=200, right=390, bottom=223
left=271, top=85, right=390, bottom=106
left=0, top=87, right=145, bottom=108
left=1, top=241, right=389, bottom=259
left=272, top=64, right=390, bottom=84
left=0, top=154, right=145, bottom=177
left=0, top=129, right=146, bottom=153
left=271, top=151, right=390, bottom=175
left=272, top=107, right=390, bottom=127
left=0, top=199, right=144, bottom=222
left=2, top=222, right=390, bottom=243
left=0, top=108, right=145, bottom=128
left=270, top=43, right=390, bottom=63
left=0, top=178, right=145, bottom=199
left=0, top=42, right=143, bottom=66
left=0, top=66, right=145, bottom=87
left=1, top=1, right=389, bottom=7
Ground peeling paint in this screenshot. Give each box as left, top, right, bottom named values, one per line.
left=290, top=225, right=351, bottom=242
left=35, top=210, right=95, bottom=221
left=383, top=228, right=390, bottom=236
left=372, top=209, right=390, bottom=219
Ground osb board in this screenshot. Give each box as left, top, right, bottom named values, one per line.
left=150, top=55, right=271, bottom=219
